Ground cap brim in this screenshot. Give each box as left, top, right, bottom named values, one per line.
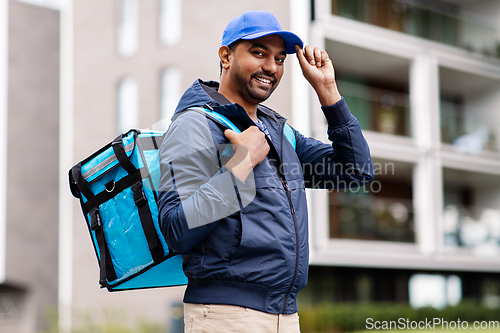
left=240, top=30, right=303, bottom=54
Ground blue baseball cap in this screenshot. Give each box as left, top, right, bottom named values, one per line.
left=221, top=11, right=303, bottom=54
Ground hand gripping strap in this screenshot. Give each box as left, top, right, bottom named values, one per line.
left=189, top=106, right=296, bottom=150
left=187, top=107, right=239, bottom=159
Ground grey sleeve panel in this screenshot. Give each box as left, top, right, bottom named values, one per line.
left=160, top=111, right=256, bottom=230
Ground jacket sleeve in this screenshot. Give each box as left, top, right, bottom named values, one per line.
left=295, top=97, right=374, bottom=189
left=157, top=111, right=255, bottom=253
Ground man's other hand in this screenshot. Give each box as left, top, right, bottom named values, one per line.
left=295, top=44, right=341, bottom=106
left=223, top=127, right=270, bottom=182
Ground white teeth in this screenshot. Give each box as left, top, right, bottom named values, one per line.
left=256, top=77, right=271, bottom=84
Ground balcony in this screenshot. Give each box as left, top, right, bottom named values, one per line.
left=310, top=1, right=500, bottom=271
left=331, top=0, right=500, bottom=60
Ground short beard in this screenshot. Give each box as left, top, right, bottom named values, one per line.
left=232, top=63, right=276, bottom=103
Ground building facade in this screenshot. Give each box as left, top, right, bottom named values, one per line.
left=0, top=1, right=60, bottom=333
left=1, top=0, right=499, bottom=332
left=303, top=0, right=500, bottom=308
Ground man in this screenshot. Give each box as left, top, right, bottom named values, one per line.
left=158, top=10, right=374, bottom=333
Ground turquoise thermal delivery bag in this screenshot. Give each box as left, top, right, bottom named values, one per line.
left=69, top=129, right=187, bottom=291
left=68, top=107, right=296, bottom=291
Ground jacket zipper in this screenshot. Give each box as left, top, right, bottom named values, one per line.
left=278, top=121, right=299, bottom=315
left=223, top=111, right=299, bottom=313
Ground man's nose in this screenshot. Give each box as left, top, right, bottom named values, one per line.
left=262, top=57, right=277, bottom=75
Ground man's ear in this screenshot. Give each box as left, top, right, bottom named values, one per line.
left=219, top=46, right=231, bottom=70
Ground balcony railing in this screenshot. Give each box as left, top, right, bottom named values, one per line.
left=331, top=0, right=500, bottom=59
left=337, top=79, right=411, bottom=137
left=441, top=100, right=500, bottom=155
left=443, top=204, right=500, bottom=255
left=330, top=189, right=415, bottom=243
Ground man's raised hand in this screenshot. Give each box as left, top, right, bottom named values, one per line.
left=295, top=44, right=341, bottom=106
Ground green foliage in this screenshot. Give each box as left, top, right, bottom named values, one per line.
left=38, top=308, right=165, bottom=333
left=298, top=300, right=500, bottom=333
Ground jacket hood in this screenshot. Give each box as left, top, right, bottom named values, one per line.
left=173, top=79, right=219, bottom=116
left=173, top=79, right=285, bottom=132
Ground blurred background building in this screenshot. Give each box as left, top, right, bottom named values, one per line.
left=0, top=1, right=59, bottom=332
left=304, top=0, right=500, bottom=310
left=0, top=0, right=499, bottom=332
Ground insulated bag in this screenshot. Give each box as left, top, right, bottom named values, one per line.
left=69, top=129, right=187, bottom=291
left=68, top=107, right=296, bottom=291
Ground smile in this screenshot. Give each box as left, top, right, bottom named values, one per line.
left=254, top=76, right=272, bottom=85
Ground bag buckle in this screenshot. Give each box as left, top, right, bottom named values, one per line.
left=90, top=209, right=102, bottom=231
left=132, top=183, right=146, bottom=207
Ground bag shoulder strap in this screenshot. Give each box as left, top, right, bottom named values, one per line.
left=188, top=106, right=296, bottom=150
left=283, top=123, right=296, bottom=150
left=189, top=106, right=241, bottom=133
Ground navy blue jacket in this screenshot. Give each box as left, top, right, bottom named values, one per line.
left=158, top=79, right=374, bottom=314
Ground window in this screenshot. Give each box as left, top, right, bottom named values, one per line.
left=117, top=77, right=138, bottom=134
left=329, top=159, right=415, bottom=243
left=159, top=0, right=182, bottom=46
left=159, top=67, right=181, bottom=131
left=439, top=67, right=500, bottom=156
left=323, top=40, right=415, bottom=243
left=409, top=274, right=462, bottom=309
left=326, top=39, right=411, bottom=137
left=117, top=0, right=138, bottom=57
left=442, top=168, right=500, bottom=256
left=330, top=0, right=500, bottom=60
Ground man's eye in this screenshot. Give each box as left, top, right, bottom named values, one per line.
left=276, top=58, right=285, bottom=64
left=253, top=51, right=264, bottom=56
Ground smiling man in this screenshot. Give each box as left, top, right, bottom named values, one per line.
left=218, top=34, right=286, bottom=116
left=158, top=11, right=374, bottom=333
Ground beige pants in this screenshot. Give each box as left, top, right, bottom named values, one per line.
left=183, top=303, right=301, bottom=333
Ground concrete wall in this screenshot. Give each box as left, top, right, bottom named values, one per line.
left=1, top=1, right=60, bottom=332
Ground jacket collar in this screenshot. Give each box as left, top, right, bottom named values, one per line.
left=174, top=79, right=286, bottom=132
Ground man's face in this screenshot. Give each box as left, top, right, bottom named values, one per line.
left=226, top=34, right=287, bottom=104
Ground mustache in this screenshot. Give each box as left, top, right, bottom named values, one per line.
left=252, top=71, right=276, bottom=84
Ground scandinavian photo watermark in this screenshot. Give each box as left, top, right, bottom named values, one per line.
left=366, top=317, right=500, bottom=330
